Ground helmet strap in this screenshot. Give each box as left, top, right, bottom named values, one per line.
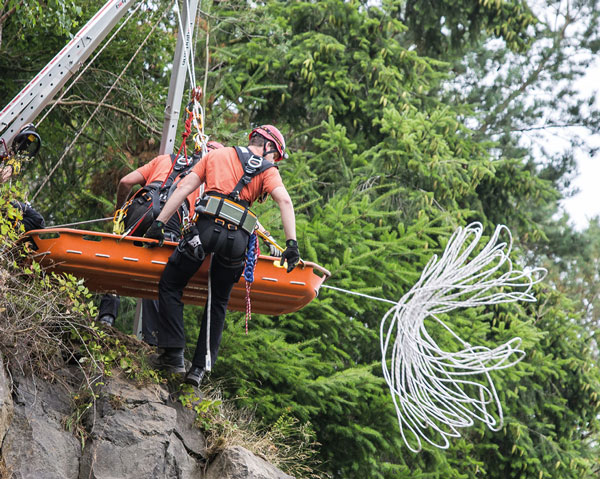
left=262, top=141, right=279, bottom=159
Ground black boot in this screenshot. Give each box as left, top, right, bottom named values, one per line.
left=98, top=314, right=114, bottom=327
left=149, top=347, right=185, bottom=374
left=184, top=366, right=205, bottom=387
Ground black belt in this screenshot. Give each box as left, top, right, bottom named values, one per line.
left=203, top=191, right=250, bottom=208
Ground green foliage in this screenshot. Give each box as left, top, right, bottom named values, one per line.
left=178, top=387, right=223, bottom=430
left=470, top=289, right=600, bottom=478
left=2, top=0, right=600, bottom=477
left=0, top=183, right=24, bottom=245
left=0, top=0, right=81, bottom=43
left=401, top=0, right=538, bottom=57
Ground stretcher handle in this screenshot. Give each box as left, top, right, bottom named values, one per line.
left=255, top=229, right=306, bottom=269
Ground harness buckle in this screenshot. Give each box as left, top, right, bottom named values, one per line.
left=196, top=195, right=258, bottom=234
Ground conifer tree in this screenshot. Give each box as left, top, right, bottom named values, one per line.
left=2, top=1, right=600, bottom=477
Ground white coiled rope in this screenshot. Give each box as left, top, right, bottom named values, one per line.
left=380, top=222, right=546, bottom=452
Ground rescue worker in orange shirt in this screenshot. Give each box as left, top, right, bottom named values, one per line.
left=97, top=141, right=225, bottom=342
left=143, top=125, right=300, bottom=386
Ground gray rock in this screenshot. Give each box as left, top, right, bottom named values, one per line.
left=174, top=400, right=207, bottom=458
left=2, top=373, right=81, bottom=479
left=79, top=371, right=206, bottom=479
left=80, top=437, right=174, bottom=479
left=1, top=360, right=295, bottom=479
left=0, top=355, right=14, bottom=444
left=205, top=445, right=295, bottom=479
left=166, top=432, right=204, bottom=478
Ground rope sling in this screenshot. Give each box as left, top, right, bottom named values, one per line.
left=324, top=222, right=546, bottom=452
left=243, top=233, right=260, bottom=333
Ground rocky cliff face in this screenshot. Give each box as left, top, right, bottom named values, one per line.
left=0, top=355, right=293, bottom=479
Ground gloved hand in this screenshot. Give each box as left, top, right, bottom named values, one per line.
left=262, top=232, right=282, bottom=257
left=180, top=224, right=205, bottom=261
left=280, top=239, right=300, bottom=273
left=143, top=220, right=165, bottom=247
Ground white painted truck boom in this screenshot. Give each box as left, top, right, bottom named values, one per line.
left=0, top=0, right=199, bottom=156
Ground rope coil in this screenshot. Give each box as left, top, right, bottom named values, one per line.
left=380, top=222, right=546, bottom=452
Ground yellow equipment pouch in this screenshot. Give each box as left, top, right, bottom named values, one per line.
left=2, top=155, right=22, bottom=177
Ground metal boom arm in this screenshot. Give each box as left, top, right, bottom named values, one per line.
left=0, top=0, right=138, bottom=150
left=159, top=0, right=199, bottom=155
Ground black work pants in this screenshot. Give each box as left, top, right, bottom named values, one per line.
left=157, top=215, right=247, bottom=369
left=98, top=294, right=120, bottom=318
left=140, top=298, right=160, bottom=346
left=97, top=224, right=180, bottom=344
left=98, top=294, right=158, bottom=346
left=12, top=201, right=45, bottom=231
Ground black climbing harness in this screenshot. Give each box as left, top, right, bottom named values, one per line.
left=230, top=146, right=277, bottom=202
left=122, top=153, right=199, bottom=236
left=194, top=147, right=277, bottom=234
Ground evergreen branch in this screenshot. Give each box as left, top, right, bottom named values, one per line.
left=511, top=123, right=589, bottom=132
left=477, top=54, right=550, bottom=134
left=477, top=15, right=573, bottom=134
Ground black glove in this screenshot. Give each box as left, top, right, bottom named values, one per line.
left=179, top=224, right=205, bottom=261
left=280, top=239, right=300, bottom=273
left=143, top=220, right=165, bottom=247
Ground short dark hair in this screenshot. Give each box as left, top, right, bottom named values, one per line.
left=249, top=132, right=266, bottom=147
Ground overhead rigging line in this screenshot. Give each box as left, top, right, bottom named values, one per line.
left=200, top=1, right=211, bottom=116
left=35, top=1, right=144, bottom=128
left=172, top=0, right=208, bottom=153
left=175, top=0, right=197, bottom=87
left=50, top=217, right=113, bottom=228
left=31, top=1, right=175, bottom=202
left=321, top=284, right=397, bottom=305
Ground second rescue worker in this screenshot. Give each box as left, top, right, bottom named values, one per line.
left=143, top=125, right=300, bottom=386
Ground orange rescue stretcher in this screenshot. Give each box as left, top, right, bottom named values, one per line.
left=23, top=228, right=331, bottom=315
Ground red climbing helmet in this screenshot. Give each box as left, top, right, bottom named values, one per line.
left=249, top=125, right=287, bottom=161
left=207, top=140, right=225, bottom=150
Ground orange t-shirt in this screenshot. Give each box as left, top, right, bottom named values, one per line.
left=136, top=154, right=178, bottom=185
left=191, top=147, right=283, bottom=205
left=137, top=154, right=201, bottom=216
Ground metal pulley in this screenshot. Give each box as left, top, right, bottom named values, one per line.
left=12, top=124, right=42, bottom=158
left=190, top=86, right=203, bottom=102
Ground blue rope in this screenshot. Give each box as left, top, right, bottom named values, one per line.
left=244, top=233, right=258, bottom=283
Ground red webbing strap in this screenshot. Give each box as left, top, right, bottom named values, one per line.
left=127, top=106, right=195, bottom=236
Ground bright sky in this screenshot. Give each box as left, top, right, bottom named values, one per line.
left=559, top=62, right=600, bottom=231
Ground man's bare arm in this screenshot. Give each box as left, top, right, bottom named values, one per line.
left=116, top=171, right=145, bottom=210
left=270, top=185, right=296, bottom=241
